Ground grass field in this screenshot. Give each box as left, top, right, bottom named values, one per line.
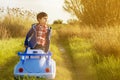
left=0, top=38, right=24, bottom=80
left=1, top=25, right=120, bottom=80
left=1, top=9, right=120, bottom=80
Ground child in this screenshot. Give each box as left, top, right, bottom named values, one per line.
left=24, top=12, right=51, bottom=53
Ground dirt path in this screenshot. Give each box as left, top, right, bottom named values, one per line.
left=58, top=44, right=77, bottom=80
left=56, top=40, right=97, bottom=80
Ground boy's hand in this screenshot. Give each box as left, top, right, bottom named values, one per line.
left=24, top=45, right=28, bottom=48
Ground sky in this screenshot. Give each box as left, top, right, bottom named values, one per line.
left=0, top=0, right=72, bottom=24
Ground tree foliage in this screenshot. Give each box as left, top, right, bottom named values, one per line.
left=64, top=0, right=120, bottom=26
left=53, top=19, right=63, bottom=24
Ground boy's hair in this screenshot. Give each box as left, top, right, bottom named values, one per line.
left=37, top=12, right=48, bottom=21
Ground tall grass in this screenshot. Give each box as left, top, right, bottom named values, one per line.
left=0, top=23, right=10, bottom=39
left=56, top=25, right=97, bottom=80
left=0, top=8, right=35, bottom=39
left=93, top=54, right=120, bottom=80
left=92, top=26, right=120, bottom=57
left=55, top=24, right=120, bottom=80
left=0, top=38, right=24, bottom=80
left=91, top=26, right=120, bottom=80
left=57, top=24, right=120, bottom=57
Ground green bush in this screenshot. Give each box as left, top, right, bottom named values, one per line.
left=53, top=19, right=63, bottom=24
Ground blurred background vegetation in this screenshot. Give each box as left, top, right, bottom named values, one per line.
left=1, top=0, right=120, bottom=80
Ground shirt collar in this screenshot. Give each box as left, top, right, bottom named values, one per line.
left=37, top=23, right=47, bottom=28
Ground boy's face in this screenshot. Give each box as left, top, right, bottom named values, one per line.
left=38, top=16, right=48, bottom=26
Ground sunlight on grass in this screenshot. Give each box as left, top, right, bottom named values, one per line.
left=54, top=24, right=120, bottom=80
left=94, top=54, right=120, bottom=80
left=50, top=42, right=73, bottom=80
left=0, top=37, right=74, bottom=80
left=0, top=38, right=24, bottom=66
left=0, top=38, right=24, bottom=80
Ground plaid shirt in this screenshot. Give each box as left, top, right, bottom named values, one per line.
left=36, top=24, right=48, bottom=46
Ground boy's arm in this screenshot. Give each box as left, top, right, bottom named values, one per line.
left=44, top=27, right=52, bottom=53
left=24, top=26, right=34, bottom=47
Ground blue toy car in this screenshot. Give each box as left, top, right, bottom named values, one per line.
left=14, top=48, right=56, bottom=80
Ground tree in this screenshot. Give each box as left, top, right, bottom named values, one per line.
left=53, top=19, right=63, bottom=24
left=64, top=0, right=120, bottom=26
